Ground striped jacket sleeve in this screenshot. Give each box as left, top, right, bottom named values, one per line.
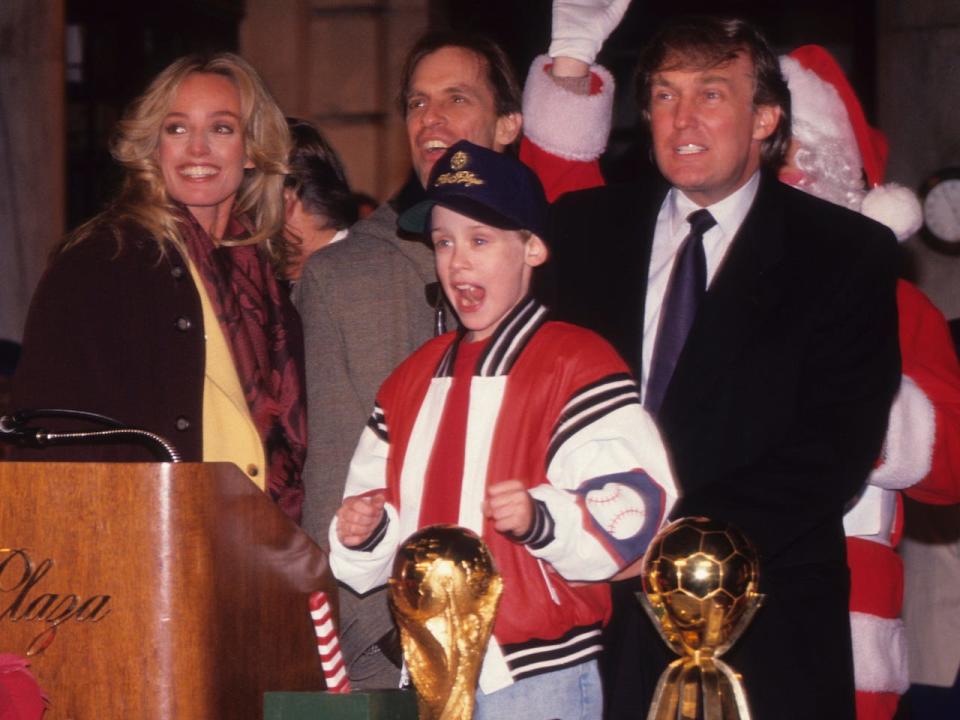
left=526, top=372, right=678, bottom=581
left=328, top=400, right=402, bottom=593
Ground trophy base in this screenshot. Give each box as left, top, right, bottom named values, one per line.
left=264, top=689, right=419, bottom=719
left=647, top=657, right=752, bottom=720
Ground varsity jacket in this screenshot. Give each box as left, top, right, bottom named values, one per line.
left=297, top=53, right=620, bottom=693
left=330, top=298, right=677, bottom=694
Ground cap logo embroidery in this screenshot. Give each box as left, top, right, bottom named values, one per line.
left=450, top=150, right=469, bottom=170
left=434, top=170, right=484, bottom=187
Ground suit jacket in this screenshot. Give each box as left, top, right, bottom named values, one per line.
left=549, top=172, right=901, bottom=719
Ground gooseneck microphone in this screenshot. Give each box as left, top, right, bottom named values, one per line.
left=0, top=409, right=182, bottom=463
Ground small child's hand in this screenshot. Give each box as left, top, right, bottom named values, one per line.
left=484, top=480, right=534, bottom=538
left=336, top=492, right=386, bottom=547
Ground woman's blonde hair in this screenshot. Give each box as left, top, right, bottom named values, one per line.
left=64, top=52, right=291, bottom=264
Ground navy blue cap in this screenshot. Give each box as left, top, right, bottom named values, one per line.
left=398, top=140, right=548, bottom=241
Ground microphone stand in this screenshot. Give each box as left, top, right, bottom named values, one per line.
left=0, top=409, right=182, bottom=463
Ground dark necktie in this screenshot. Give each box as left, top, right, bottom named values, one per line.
left=644, top=208, right=717, bottom=415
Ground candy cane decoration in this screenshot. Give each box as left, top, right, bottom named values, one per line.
left=308, top=591, right=351, bottom=693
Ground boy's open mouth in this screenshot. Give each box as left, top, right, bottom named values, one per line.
left=454, top=283, right=485, bottom=311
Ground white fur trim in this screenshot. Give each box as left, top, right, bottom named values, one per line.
left=862, top=183, right=924, bottom=241
left=870, top=375, right=935, bottom=490
left=779, top=56, right=861, bottom=174
left=522, top=54, right=614, bottom=161
left=850, top=612, right=910, bottom=694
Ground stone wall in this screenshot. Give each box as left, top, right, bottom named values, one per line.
left=240, top=0, right=429, bottom=202
left=0, top=1, right=65, bottom=341
left=878, top=0, right=960, bottom=319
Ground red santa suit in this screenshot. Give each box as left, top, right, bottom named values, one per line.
left=844, top=280, right=960, bottom=718
left=781, top=45, right=960, bottom=720
left=520, top=56, right=612, bottom=202
left=330, top=298, right=677, bottom=695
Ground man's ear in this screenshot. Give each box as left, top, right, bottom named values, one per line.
left=524, top=234, right=549, bottom=267
left=495, top=112, right=523, bottom=149
left=752, top=104, right=781, bottom=141
left=284, top=189, right=301, bottom=222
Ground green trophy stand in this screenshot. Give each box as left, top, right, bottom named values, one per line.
left=264, top=690, right=419, bottom=719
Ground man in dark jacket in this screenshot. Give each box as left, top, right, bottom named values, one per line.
left=548, top=16, right=901, bottom=720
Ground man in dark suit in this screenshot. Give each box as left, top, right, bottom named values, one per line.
left=548, top=16, right=901, bottom=720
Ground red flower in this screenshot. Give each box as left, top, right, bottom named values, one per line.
left=0, top=654, right=46, bottom=720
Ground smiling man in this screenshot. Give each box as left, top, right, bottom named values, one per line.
left=403, top=44, right=522, bottom=187
left=549, top=16, right=901, bottom=720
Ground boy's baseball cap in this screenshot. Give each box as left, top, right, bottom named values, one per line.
left=398, top=140, right=548, bottom=241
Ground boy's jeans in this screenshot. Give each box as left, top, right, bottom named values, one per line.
left=474, top=660, right=602, bottom=720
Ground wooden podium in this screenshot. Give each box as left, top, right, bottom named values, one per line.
left=0, top=462, right=335, bottom=719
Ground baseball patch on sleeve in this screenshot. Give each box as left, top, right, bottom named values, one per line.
left=587, top=482, right=647, bottom=539
left=576, top=470, right=665, bottom=563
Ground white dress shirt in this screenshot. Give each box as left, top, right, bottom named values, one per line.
left=641, top=172, right=761, bottom=400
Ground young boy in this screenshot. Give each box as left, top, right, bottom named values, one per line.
left=329, top=140, right=677, bottom=718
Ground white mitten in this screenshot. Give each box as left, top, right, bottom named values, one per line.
left=548, top=0, right=632, bottom=65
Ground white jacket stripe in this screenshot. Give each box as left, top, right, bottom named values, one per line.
left=459, top=377, right=508, bottom=533
left=398, top=379, right=451, bottom=542
left=480, top=300, right=548, bottom=376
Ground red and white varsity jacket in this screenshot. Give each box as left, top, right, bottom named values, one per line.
left=330, top=298, right=677, bottom=694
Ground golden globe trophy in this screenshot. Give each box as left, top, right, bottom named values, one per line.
left=388, top=525, right=503, bottom=720
left=640, top=516, right=763, bottom=720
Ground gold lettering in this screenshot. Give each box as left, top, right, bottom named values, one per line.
left=0, top=548, right=113, bottom=655
left=0, top=548, right=32, bottom=592
left=23, top=593, right=62, bottom=621
left=434, top=170, right=484, bottom=187
left=44, top=594, right=79, bottom=624
left=76, top=595, right=111, bottom=622
left=26, top=625, right=58, bottom=657
left=0, top=556, right=52, bottom=620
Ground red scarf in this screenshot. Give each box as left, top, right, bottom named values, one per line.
left=178, top=208, right=307, bottom=523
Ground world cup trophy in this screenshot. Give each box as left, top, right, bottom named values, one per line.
left=640, top=517, right=763, bottom=720
left=388, top=525, right=503, bottom=720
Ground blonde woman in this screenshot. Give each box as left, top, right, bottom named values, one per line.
left=13, top=53, right=307, bottom=521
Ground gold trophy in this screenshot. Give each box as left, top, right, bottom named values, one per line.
left=640, top=517, right=763, bottom=720
left=388, top=525, right=503, bottom=720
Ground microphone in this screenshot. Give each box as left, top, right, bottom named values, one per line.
left=0, top=409, right=182, bottom=463
left=425, top=281, right=447, bottom=337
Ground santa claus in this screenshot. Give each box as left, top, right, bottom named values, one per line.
left=779, top=44, right=960, bottom=720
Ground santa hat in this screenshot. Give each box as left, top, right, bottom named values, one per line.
left=780, top=45, right=922, bottom=241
